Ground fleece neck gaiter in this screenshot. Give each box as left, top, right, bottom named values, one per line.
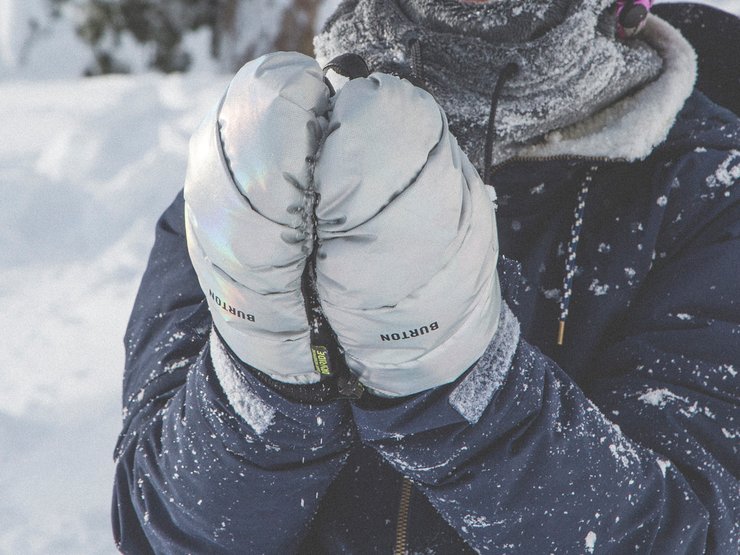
left=314, top=0, right=663, bottom=169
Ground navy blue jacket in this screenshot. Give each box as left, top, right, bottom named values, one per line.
left=113, top=77, right=739, bottom=555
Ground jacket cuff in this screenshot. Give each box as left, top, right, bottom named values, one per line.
left=448, top=300, right=520, bottom=423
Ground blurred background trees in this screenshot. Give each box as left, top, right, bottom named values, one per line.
left=4, top=0, right=737, bottom=77
left=47, top=0, right=333, bottom=74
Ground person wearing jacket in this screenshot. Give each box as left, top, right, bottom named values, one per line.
left=112, top=1, right=739, bottom=553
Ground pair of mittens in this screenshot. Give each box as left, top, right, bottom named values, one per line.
left=185, top=52, right=501, bottom=397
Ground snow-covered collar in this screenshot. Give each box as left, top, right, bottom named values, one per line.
left=519, top=15, right=697, bottom=162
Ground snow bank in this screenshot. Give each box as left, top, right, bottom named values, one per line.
left=0, top=71, right=229, bottom=554
left=0, top=0, right=345, bottom=80
left=0, top=0, right=91, bottom=79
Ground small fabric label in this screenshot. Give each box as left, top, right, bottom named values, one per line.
left=311, top=345, right=332, bottom=376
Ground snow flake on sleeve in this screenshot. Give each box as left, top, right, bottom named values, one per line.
left=608, top=441, right=636, bottom=469
left=209, top=330, right=275, bottom=435
left=164, top=357, right=192, bottom=372
left=705, top=150, right=739, bottom=189
left=585, top=531, right=597, bottom=553
left=637, top=388, right=689, bottom=408
left=606, top=423, right=640, bottom=469
left=673, top=312, right=694, bottom=321
left=588, top=278, right=610, bottom=296
left=540, top=287, right=562, bottom=302
left=656, top=458, right=671, bottom=477
left=623, top=267, right=637, bottom=287
left=530, top=183, right=545, bottom=195
left=637, top=387, right=717, bottom=419
left=462, top=513, right=495, bottom=528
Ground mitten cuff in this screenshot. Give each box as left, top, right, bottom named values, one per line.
left=210, top=327, right=341, bottom=406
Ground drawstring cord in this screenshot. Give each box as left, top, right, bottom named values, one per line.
left=557, top=165, right=598, bottom=345
left=406, top=38, right=518, bottom=187
left=483, top=63, right=519, bottom=186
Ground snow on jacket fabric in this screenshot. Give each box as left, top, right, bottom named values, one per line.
left=112, top=14, right=739, bottom=555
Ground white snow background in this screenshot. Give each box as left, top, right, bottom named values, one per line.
left=0, top=0, right=736, bottom=553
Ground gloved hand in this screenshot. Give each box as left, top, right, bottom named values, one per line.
left=314, top=71, right=501, bottom=397
left=184, top=52, right=331, bottom=384
left=185, top=51, right=501, bottom=395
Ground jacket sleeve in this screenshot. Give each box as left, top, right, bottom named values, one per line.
left=112, top=191, right=355, bottom=554
left=351, top=149, right=739, bottom=554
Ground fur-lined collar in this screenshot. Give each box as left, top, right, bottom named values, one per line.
left=519, top=15, right=697, bottom=162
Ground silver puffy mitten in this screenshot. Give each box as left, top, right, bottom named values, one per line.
left=184, top=53, right=330, bottom=383
left=314, top=71, right=501, bottom=397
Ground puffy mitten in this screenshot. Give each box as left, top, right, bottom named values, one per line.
left=314, top=73, right=502, bottom=397
left=184, top=52, right=331, bottom=383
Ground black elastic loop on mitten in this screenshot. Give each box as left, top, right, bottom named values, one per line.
left=323, top=76, right=336, bottom=97
left=322, top=53, right=371, bottom=79
left=301, top=250, right=337, bottom=379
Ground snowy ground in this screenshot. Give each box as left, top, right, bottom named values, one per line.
left=0, top=0, right=737, bottom=553
left=0, top=73, right=230, bottom=553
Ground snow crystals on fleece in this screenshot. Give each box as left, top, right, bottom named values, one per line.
left=209, top=331, right=275, bottom=435
left=520, top=15, right=697, bottom=162
left=449, top=301, right=521, bottom=424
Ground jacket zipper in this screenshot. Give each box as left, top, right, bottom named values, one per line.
left=488, top=153, right=622, bottom=175
left=394, top=477, right=413, bottom=555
